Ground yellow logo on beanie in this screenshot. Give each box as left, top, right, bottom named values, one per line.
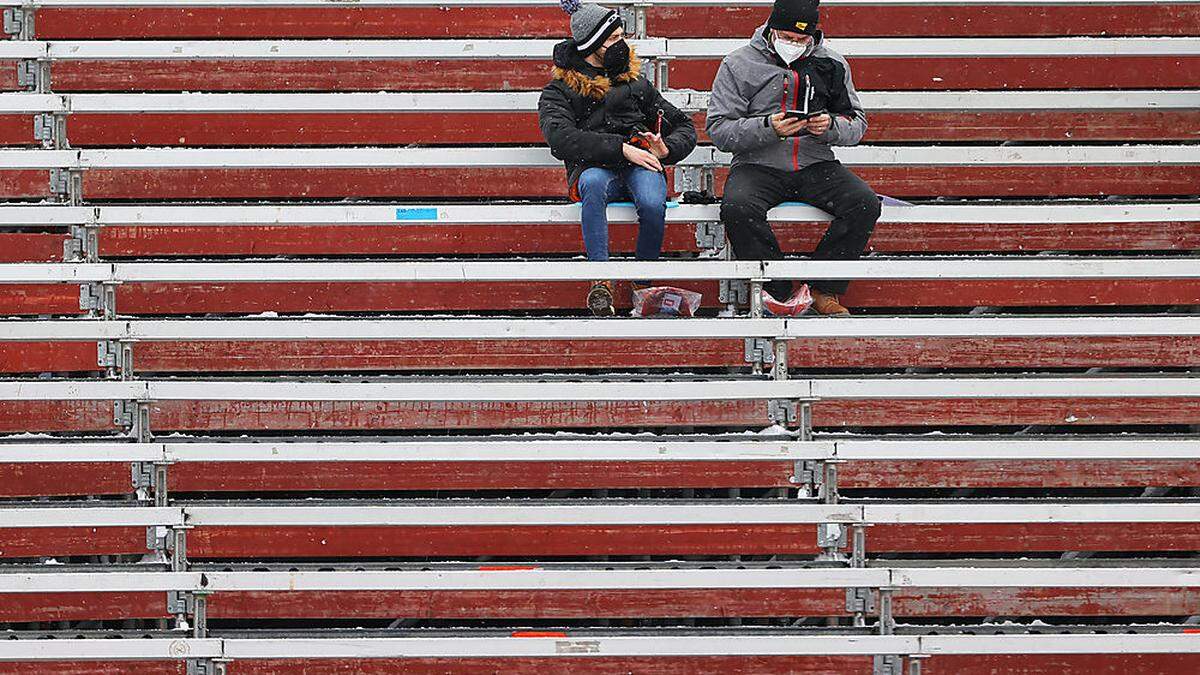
left=794, top=21, right=808, bottom=31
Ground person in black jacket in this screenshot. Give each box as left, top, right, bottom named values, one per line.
left=539, top=0, right=697, bottom=316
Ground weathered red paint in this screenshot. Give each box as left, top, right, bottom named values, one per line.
left=83, top=168, right=569, bottom=200
left=854, top=220, right=1200, bottom=253
left=867, top=523, right=1200, bottom=554
left=650, top=3, right=1200, bottom=38
left=33, top=4, right=1200, bottom=38
left=135, top=339, right=746, bottom=372
left=893, top=586, right=1200, bottom=617
left=96, top=219, right=1200, bottom=258
left=0, top=664, right=184, bottom=675
left=813, top=397, right=1200, bottom=428
left=0, top=169, right=53, bottom=199
left=35, top=6, right=570, bottom=39
left=0, top=63, right=19, bottom=92
left=863, top=110, right=1200, bottom=142
left=187, top=524, right=822, bottom=558
left=98, top=223, right=699, bottom=257
left=208, top=587, right=845, bottom=619
left=0, top=342, right=100, bottom=373
left=129, top=336, right=1200, bottom=374
left=840, top=280, right=1200, bottom=308
left=0, top=233, right=68, bottom=262
left=169, top=460, right=796, bottom=492
left=67, top=110, right=1200, bottom=146
left=0, top=284, right=84, bottom=316
left=845, top=165, right=1200, bottom=198
left=83, top=164, right=1200, bottom=201
left=0, top=591, right=169, bottom=622
left=112, top=279, right=1200, bottom=315
left=841, top=460, right=1200, bottom=489
left=0, top=462, right=131, bottom=497
left=0, top=401, right=116, bottom=433
left=51, top=59, right=554, bottom=92
left=149, top=399, right=770, bottom=432
left=0, top=526, right=149, bottom=558
left=0, top=115, right=35, bottom=146
left=69, top=112, right=546, bottom=146
left=672, top=56, right=1200, bottom=91
left=49, top=56, right=1200, bottom=93
left=922, top=654, right=1200, bottom=675
left=225, top=656, right=872, bottom=675
left=115, top=281, right=720, bottom=314
left=789, top=337, right=1200, bottom=369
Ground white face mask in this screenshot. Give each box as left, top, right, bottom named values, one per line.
left=773, top=35, right=814, bottom=64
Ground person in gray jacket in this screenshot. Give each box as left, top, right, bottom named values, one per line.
left=706, top=0, right=880, bottom=316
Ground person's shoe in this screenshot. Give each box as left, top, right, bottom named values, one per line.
left=587, top=280, right=616, bottom=317
left=761, top=284, right=812, bottom=317
left=810, top=289, right=850, bottom=317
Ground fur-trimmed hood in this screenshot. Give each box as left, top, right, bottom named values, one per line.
left=551, top=38, right=643, bottom=100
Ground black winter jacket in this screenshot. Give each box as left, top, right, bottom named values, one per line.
left=538, top=40, right=697, bottom=198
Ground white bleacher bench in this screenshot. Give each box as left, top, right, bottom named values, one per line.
left=3, top=566, right=1198, bottom=628
left=0, top=376, right=1194, bottom=442
left=1, top=566, right=1176, bottom=594
left=19, top=201, right=1198, bottom=227
left=7, top=258, right=1200, bottom=284
left=4, top=499, right=1193, bottom=564
left=6, top=90, right=1198, bottom=114
left=5, top=315, right=1200, bottom=342
left=3, top=437, right=1197, bottom=496
left=4, top=437, right=1200, bottom=465
left=2, top=634, right=1198, bottom=667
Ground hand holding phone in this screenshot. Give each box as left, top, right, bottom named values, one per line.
left=783, top=108, right=827, bottom=120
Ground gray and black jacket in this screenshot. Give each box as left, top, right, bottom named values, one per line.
left=705, top=24, right=867, bottom=173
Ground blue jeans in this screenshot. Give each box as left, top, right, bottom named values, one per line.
left=576, top=166, right=667, bottom=262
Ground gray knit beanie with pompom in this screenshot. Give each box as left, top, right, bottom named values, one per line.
left=560, top=0, right=623, bottom=55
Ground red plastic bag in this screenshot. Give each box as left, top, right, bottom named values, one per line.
left=632, top=286, right=702, bottom=318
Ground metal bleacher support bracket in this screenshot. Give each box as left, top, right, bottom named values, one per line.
left=875, top=654, right=905, bottom=675
left=51, top=168, right=83, bottom=204
left=187, top=658, right=227, bottom=675
left=171, top=525, right=191, bottom=573
left=115, top=399, right=151, bottom=443
left=35, top=112, right=68, bottom=150
left=98, top=338, right=134, bottom=379
left=617, top=3, right=649, bottom=40
left=17, top=58, right=51, bottom=93
left=694, top=220, right=725, bottom=252
left=816, top=521, right=848, bottom=562
left=646, top=54, right=673, bottom=90
left=133, top=459, right=172, bottom=507
left=65, top=223, right=100, bottom=261
left=674, top=164, right=714, bottom=198
left=3, top=6, right=34, bottom=40
left=81, top=281, right=119, bottom=319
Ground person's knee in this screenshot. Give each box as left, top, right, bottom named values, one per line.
left=837, top=191, right=880, bottom=233
left=577, top=170, right=611, bottom=202
left=720, top=198, right=766, bottom=229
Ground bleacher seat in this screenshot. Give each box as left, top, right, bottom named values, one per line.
left=1, top=0, right=1197, bottom=672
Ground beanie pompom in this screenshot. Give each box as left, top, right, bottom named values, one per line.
left=560, top=0, right=582, bottom=14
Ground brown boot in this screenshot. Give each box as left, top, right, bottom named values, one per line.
left=810, top=289, right=850, bottom=317
left=587, top=280, right=616, bottom=317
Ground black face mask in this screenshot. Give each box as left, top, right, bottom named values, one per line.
left=602, top=40, right=630, bottom=77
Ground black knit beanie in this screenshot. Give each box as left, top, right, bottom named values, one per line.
left=767, top=0, right=820, bottom=35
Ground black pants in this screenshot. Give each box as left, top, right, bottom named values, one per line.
left=720, top=161, right=881, bottom=299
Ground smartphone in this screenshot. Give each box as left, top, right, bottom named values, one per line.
left=784, top=109, right=828, bottom=120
